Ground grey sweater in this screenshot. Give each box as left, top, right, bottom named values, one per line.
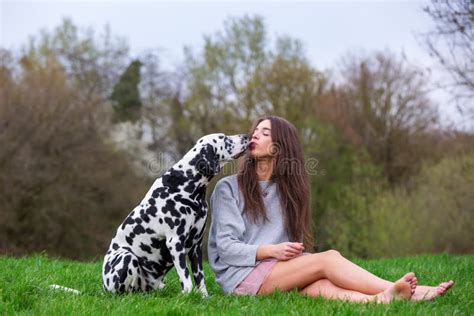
left=207, top=175, right=290, bottom=294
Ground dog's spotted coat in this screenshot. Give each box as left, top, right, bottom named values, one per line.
left=102, top=134, right=248, bottom=295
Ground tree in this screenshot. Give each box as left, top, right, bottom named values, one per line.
left=110, top=59, right=143, bottom=122
left=0, top=30, right=146, bottom=259
left=149, top=15, right=327, bottom=158
left=422, top=0, right=473, bottom=118
left=325, top=51, right=439, bottom=183
left=23, top=18, right=129, bottom=106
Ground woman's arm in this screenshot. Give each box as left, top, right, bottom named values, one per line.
left=211, top=181, right=259, bottom=266
left=257, top=242, right=305, bottom=261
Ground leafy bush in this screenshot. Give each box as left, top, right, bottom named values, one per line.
left=328, top=155, right=474, bottom=258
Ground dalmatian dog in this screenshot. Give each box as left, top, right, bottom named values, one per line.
left=102, top=133, right=248, bottom=295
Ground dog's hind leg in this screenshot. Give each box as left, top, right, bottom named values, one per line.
left=103, top=250, right=146, bottom=293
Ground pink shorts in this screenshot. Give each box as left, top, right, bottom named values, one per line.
left=233, top=253, right=310, bottom=295
left=233, top=258, right=278, bottom=295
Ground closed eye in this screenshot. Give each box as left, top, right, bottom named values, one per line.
left=254, top=127, right=271, bottom=137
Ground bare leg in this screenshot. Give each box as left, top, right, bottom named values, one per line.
left=259, top=250, right=416, bottom=295
left=301, top=277, right=412, bottom=303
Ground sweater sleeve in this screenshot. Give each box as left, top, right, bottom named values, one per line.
left=211, top=180, right=258, bottom=267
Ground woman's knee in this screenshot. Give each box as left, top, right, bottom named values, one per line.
left=307, top=249, right=341, bottom=264
left=323, top=249, right=342, bottom=258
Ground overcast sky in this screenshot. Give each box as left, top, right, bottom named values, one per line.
left=1, top=0, right=467, bottom=128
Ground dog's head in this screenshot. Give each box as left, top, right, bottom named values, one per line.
left=187, top=133, right=249, bottom=178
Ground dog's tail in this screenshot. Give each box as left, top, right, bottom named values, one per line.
left=49, top=284, right=81, bottom=295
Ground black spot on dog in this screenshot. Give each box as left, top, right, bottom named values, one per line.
left=126, top=236, right=133, bottom=246
left=177, top=219, right=186, bottom=236
left=140, top=243, right=152, bottom=254
left=162, top=169, right=187, bottom=193
left=140, top=209, right=150, bottom=223
left=104, top=262, right=111, bottom=274
left=189, top=144, right=218, bottom=177
left=179, top=253, right=186, bottom=269
left=186, top=227, right=199, bottom=248
left=152, top=187, right=170, bottom=199
left=133, top=225, right=145, bottom=235
left=110, top=255, right=121, bottom=267
left=183, top=181, right=196, bottom=194
left=145, top=228, right=156, bottom=234
left=150, top=237, right=161, bottom=249
left=119, top=284, right=125, bottom=293
left=179, top=206, right=188, bottom=215
left=194, top=272, right=203, bottom=285
left=118, top=255, right=132, bottom=284
left=164, top=217, right=175, bottom=229
left=146, top=206, right=158, bottom=217
left=121, top=216, right=135, bottom=230
left=112, top=243, right=119, bottom=251
left=162, top=200, right=177, bottom=215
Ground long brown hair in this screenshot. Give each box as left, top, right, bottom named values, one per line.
left=237, top=116, right=314, bottom=249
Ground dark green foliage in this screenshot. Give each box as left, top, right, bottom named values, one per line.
left=111, top=59, right=143, bottom=122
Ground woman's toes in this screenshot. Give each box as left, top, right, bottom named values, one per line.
left=440, top=280, right=454, bottom=291
left=404, top=272, right=416, bottom=282
left=404, top=273, right=417, bottom=294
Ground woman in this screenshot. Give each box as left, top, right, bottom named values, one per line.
left=208, top=116, right=454, bottom=302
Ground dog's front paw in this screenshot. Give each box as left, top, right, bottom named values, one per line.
left=181, top=284, right=193, bottom=294
left=199, top=286, right=208, bottom=297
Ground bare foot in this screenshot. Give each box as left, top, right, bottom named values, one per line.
left=374, top=272, right=414, bottom=303
left=411, top=280, right=454, bottom=301
left=404, top=272, right=418, bottom=295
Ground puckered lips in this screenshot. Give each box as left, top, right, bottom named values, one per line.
left=249, top=142, right=257, bottom=151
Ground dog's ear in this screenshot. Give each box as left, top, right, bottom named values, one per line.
left=191, top=144, right=220, bottom=177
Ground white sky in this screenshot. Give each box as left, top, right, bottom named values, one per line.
left=0, top=0, right=469, bottom=128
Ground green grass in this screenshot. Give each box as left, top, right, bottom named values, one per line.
left=0, top=254, right=472, bottom=315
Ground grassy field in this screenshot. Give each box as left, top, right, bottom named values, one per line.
left=0, top=253, right=472, bottom=315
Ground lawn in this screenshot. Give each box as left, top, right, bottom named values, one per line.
left=0, top=254, right=472, bottom=315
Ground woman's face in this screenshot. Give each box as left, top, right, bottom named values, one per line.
left=249, top=119, right=274, bottom=158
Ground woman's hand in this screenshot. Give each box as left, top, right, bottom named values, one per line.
left=256, top=242, right=304, bottom=261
